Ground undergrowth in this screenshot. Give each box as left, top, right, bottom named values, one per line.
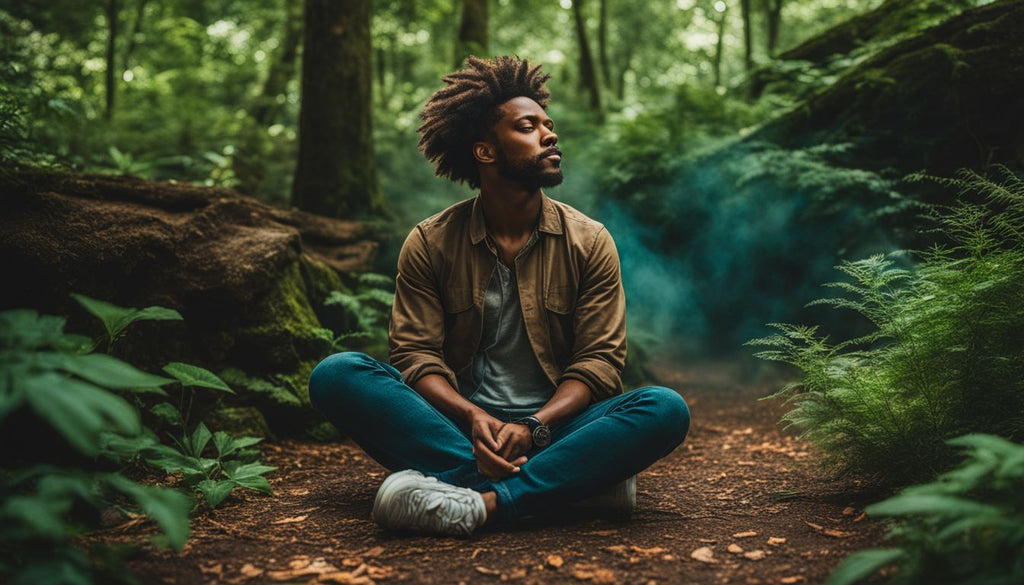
left=0, top=295, right=276, bottom=583
left=749, top=167, right=1024, bottom=483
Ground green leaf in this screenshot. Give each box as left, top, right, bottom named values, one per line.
left=824, top=548, right=904, bottom=585
left=162, top=362, right=233, bottom=393
left=24, top=373, right=141, bottom=456
left=99, top=430, right=159, bottom=460
left=0, top=310, right=69, bottom=350
left=223, top=461, right=276, bottom=484
left=866, top=494, right=994, bottom=518
left=42, top=352, right=173, bottom=391
left=103, top=474, right=192, bottom=550
left=71, top=294, right=182, bottom=343
left=150, top=402, right=183, bottom=427
left=197, top=479, right=235, bottom=508
left=230, top=475, right=273, bottom=495
left=189, top=422, right=213, bottom=457
left=212, top=432, right=262, bottom=458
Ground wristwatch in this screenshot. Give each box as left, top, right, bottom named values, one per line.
left=513, top=416, right=551, bottom=448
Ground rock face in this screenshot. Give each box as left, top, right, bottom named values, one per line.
left=754, top=0, right=1024, bottom=175
left=0, top=167, right=381, bottom=436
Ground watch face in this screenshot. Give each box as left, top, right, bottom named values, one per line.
left=532, top=425, right=551, bottom=448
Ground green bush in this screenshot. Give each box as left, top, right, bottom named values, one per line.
left=0, top=295, right=277, bottom=583
left=826, top=434, right=1024, bottom=585
left=749, top=168, right=1024, bottom=483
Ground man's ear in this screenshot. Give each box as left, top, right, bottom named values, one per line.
left=473, top=140, right=496, bottom=164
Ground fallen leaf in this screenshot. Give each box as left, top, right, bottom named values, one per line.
left=630, top=546, right=667, bottom=556
left=272, top=515, right=308, bottom=525
left=727, top=544, right=743, bottom=554
left=570, top=563, right=616, bottom=583
left=240, top=564, right=264, bottom=578
left=823, top=529, right=853, bottom=538
left=471, top=548, right=486, bottom=559
left=661, top=554, right=675, bottom=561
left=732, top=531, right=758, bottom=538
left=854, top=512, right=867, bottom=522
left=200, top=563, right=223, bottom=576
left=743, top=550, right=766, bottom=561
left=780, top=577, right=805, bottom=584
left=767, top=537, right=787, bottom=546
left=475, top=566, right=501, bottom=576
left=363, top=546, right=385, bottom=558
left=842, top=506, right=856, bottom=516
left=584, top=530, right=618, bottom=536
left=603, top=545, right=628, bottom=555
left=690, top=547, right=717, bottom=564
left=318, top=572, right=374, bottom=585
left=804, top=522, right=824, bottom=531
left=547, top=555, right=564, bottom=568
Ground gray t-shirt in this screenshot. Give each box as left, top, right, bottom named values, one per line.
left=456, top=232, right=555, bottom=419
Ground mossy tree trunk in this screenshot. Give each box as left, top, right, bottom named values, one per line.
left=292, top=0, right=385, bottom=218
left=713, top=6, right=728, bottom=87
left=572, top=0, right=602, bottom=112
left=598, top=0, right=610, bottom=89
left=740, top=0, right=753, bottom=73
left=455, top=0, right=488, bottom=67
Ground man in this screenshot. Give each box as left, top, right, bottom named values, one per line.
left=309, top=56, right=689, bottom=537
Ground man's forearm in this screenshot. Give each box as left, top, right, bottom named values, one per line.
left=532, top=379, right=591, bottom=428
left=413, top=374, right=486, bottom=428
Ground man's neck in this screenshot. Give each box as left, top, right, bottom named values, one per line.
left=479, top=179, right=542, bottom=240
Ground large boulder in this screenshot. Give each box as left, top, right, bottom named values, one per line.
left=0, top=166, right=382, bottom=437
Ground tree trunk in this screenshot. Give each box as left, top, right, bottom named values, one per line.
left=253, top=0, right=303, bottom=126
left=292, top=0, right=384, bottom=218
left=713, top=6, right=728, bottom=87
left=740, top=0, right=753, bottom=73
left=572, top=0, right=602, bottom=112
left=764, top=0, right=783, bottom=58
left=598, top=0, right=610, bottom=88
left=121, top=0, right=147, bottom=73
left=105, top=0, right=118, bottom=120
left=455, top=0, right=488, bottom=67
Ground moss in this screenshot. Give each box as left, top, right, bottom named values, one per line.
left=232, top=261, right=326, bottom=372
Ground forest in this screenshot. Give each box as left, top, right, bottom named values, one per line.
left=1, top=0, right=1022, bottom=583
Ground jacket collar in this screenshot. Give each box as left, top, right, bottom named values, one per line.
left=469, top=192, right=564, bottom=245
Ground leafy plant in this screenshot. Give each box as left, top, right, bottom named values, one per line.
left=315, top=273, right=394, bottom=355
left=71, top=293, right=183, bottom=352
left=827, top=434, right=1024, bottom=585
left=749, top=168, right=1024, bottom=482
left=0, top=308, right=190, bottom=584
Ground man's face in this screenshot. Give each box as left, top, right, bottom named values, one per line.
left=490, top=96, right=563, bottom=189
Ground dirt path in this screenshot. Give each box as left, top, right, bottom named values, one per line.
left=98, top=362, right=888, bottom=584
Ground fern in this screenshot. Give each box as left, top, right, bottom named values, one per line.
left=750, top=167, right=1024, bottom=482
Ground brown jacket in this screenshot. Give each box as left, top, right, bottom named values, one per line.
left=388, top=194, right=627, bottom=403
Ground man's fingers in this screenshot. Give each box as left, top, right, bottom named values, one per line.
left=474, top=439, right=519, bottom=475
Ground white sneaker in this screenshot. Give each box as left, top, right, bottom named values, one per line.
left=371, top=469, right=487, bottom=537
left=572, top=475, right=637, bottom=517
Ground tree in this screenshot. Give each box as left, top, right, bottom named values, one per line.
left=598, top=0, right=610, bottom=89
left=571, top=0, right=602, bottom=112
left=763, top=0, right=783, bottom=57
left=292, top=0, right=385, bottom=218
left=253, top=0, right=303, bottom=126
left=105, top=0, right=118, bottom=120
left=713, top=3, right=728, bottom=87
left=455, top=0, right=488, bottom=67
left=740, top=0, right=753, bottom=73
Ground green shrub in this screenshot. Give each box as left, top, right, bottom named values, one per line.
left=1, top=295, right=277, bottom=583
left=749, top=168, right=1024, bottom=483
left=827, top=434, right=1024, bottom=585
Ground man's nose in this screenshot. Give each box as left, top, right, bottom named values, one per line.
left=541, top=127, right=558, bottom=146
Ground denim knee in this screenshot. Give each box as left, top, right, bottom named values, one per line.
left=638, top=386, right=691, bottom=446
left=307, top=351, right=375, bottom=412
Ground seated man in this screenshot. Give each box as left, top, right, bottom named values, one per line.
left=309, top=56, right=690, bottom=537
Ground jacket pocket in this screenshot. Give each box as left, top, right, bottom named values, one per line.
left=544, top=285, right=575, bottom=315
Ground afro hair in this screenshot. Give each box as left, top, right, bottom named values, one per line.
left=417, top=56, right=551, bottom=189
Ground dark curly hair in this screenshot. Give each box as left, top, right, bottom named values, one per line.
left=418, top=56, right=552, bottom=189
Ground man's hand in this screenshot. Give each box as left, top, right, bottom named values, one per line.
left=495, top=423, right=533, bottom=461
left=470, top=411, right=527, bottom=480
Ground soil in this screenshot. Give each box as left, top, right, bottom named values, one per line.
left=90, top=360, right=890, bottom=584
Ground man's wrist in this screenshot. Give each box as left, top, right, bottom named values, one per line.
left=513, top=415, right=551, bottom=448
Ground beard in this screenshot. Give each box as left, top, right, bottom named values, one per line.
left=495, top=145, right=564, bottom=190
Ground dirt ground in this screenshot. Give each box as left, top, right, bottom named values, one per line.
left=93, top=361, right=890, bottom=584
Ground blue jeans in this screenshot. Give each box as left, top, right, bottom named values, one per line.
left=308, top=352, right=690, bottom=520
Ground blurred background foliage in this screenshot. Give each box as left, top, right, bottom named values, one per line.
left=0, top=0, right=1014, bottom=355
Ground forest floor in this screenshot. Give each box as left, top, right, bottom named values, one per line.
left=92, top=359, right=890, bottom=585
